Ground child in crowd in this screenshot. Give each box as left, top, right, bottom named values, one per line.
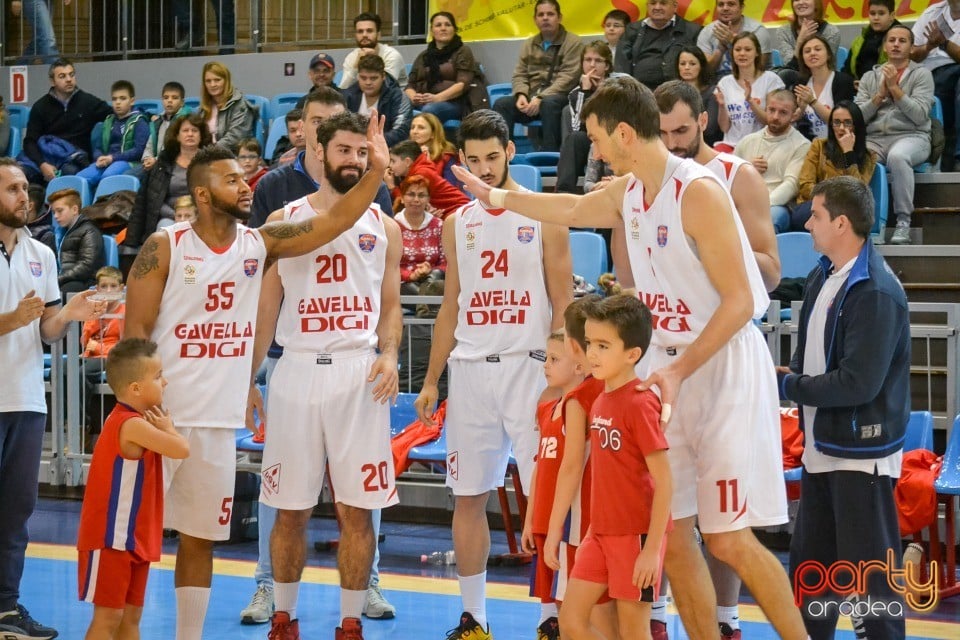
left=843, top=0, right=899, bottom=80
left=271, top=108, right=306, bottom=167
left=77, top=338, right=190, bottom=640
left=77, top=80, right=150, bottom=187
left=142, top=81, right=191, bottom=171
left=82, top=266, right=125, bottom=359
left=49, top=187, right=104, bottom=293
left=26, top=183, right=55, bottom=252
left=558, top=295, right=673, bottom=639
left=173, top=195, right=197, bottom=223
left=237, top=138, right=268, bottom=190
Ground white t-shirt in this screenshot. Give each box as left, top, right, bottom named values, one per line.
left=718, top=71, right=785, bottom=148
left=802, top=72, right=836, bottom=140
left=913, top=1, right=960, bottom=72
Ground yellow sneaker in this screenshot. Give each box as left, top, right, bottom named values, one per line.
left=445, top=612, right=493, bottom=639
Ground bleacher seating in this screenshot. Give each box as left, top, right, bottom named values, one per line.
left=263, top=118, right=288, bottom=161
left=46, top=175, right=92, bottom=208
left=6, top=104, right=30, bottom=130
left=510, top=163, right=541, bottom=192
left=94, top=174, right=140, bottom=200
left=835, top=46, right=849, bottom=72
left=915, top=97, right=943, bottom=173
left=569, top=231, right=608, bottom=287
left=136, top=99, right=163, bottom=116
left=6, top=126, right=21, bottom=157
left=102, top=235, right=119, bottom=268
left=523, top=151, right=560, bottom=178
left=269, top=92, right=303, bottom=122
left=184, top=96, right=201, bottom=111
left=870, top=163, right=889, bottom=240
left=246, top=94, right=271, bottom=124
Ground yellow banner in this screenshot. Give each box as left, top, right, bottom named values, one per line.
left=430, top=0, right=933, bottom=41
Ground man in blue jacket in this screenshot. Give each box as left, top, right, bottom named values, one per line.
left=342, top=54, right=412, bottom=147
left=778, top=176, right=909, bottom=639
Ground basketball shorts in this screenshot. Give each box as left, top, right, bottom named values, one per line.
left=259, top=349, right=398, bottom=511
left=163, top=427, right=236, bottom=541
left=78, top=548, right=150, bottom=608
left=635, top=324, right=788, bottom=533
left=445, top=352, right=544, bottom=496
left=530, top=534, right=576, bottom=603
left=571, top=533, right=663, bottom=602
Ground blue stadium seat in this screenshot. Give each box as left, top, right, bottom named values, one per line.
left=487, top=82, right=512, bottom=107
left=904, top=410, right=934, bottom=452
left=770, top=49, right=783, bottom=68
left=510, top=163, right=541, bottom=192
left=914, top=98, right=943, bottom=173
left=935, top=415, right=960, bottom=496
left=102, top=235, right=119, bottom=268
left=869, top=163, right=888, bottom=240
left=136, top=99, right=163, bottom=116
left=47, top=176, right=92, bottom=245
left=390, top=393, right=419, bottom=437
left=334, top=71, right=344, bottom=87
left=269, top=92, right=303, bottom=122
left=835, top=46, right=849, bottom=72
left=254, top=117, right=266, bottom=148
left=184, top=96, right=201, bottom=111
left=94, top=174, right=140, bottom=200
left=6, top=104, right=30, bottom=131
left=90, top=122, right=103, bottom=154
left=523, top=151, right=560, bottom=178
left=777, top=231, right=819, bottom=279
left=246, top=94, right=271, bottom=124
left=569, top=231, right=608, bottom=288
left=263, top=118, right=288, bottom=160
left=6, top=126, right=21, bottom=157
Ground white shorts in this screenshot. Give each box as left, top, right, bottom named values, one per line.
left=636, top=325, right=788, bottom=534
left=163, top=427, right=237, bottom=541
left=445, top=352, right=545, bottom=496
left=259, top=349, right=399, bottom=511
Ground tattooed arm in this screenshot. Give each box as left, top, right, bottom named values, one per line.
left=123, top=232, right=171, bottom=339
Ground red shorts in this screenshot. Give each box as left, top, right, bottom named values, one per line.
left=78, top=548, right=150, bottom=608
left=570, top=533, right=664, bottom=602
left=530, top=534, right=577, bottom=602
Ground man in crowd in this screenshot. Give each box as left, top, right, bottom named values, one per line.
left=296, top=52, right=342, bottom=110
left=343, top=55, right=413, bottom=146
left=616, top=0, right=702, bottom=90
left=698, top=0, right=771, bottom=76
left=340, top=12, right=407, bottom=89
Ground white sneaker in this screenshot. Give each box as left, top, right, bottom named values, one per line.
left=891, top=223, right=912, bottom=245
left=363, top=580, right=396, bottom=619
left=240, top=584, right=274, bottom=625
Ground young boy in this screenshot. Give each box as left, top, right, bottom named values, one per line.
left=77, top=338, right=190, bottom=640
left=77, top=80, right=150, bottom=187
left=172, top=195, right=198, bottom=223
left=82, top=266, right=125, bottom=358
left=142, top=81, right=191, bottom=171
left=237, top=138, right=268, bottom=190
left=49, top=187, right=104, bottom=293
left=559, top=294, right=673, bottom=639
left=271, top=108, right=306, bottom=167
left=844, top=0, right=900, bottom=80
left=26, top=183, right=56, bottom=252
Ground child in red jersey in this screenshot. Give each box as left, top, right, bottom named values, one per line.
left=560, top=295, right=673, bottom=639
left=77, top=338, right=190, bottom=639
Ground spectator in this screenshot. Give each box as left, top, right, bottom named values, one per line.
left=81, top=266, right=125, bottom=360
left=25, top=184, right=55, bottom=252
left=267, top=110, right=305, bottom=168
left=406, top=11, right=479, bottom=123
left=21, top=58, right=112, bottom=184
left=781, top=176, right=909, bottom=640
left=295, top=53, right=342, bottom=110
left=10, top=0, right=68, bottom=64
left=340, top=12, right=407, bottom=89
left=77, top=80, right=150, bottom=188
left=142, top=81, right=191, bottom=172
left=388, top=140, right=469, bottom=217
left=492, top=1, right=584, bottom=152
left=343, top=54, right=412, bottom=146
left=583, top=148, right=615, bottom=193
left=716, top=33, right=785, bottom=151
left=601, top=9, right=631, bottom=60
left=857, top=25, right=933, bottom=245
left=395, top=175, right=446, bottom=296
left=237, top=138, right=268, bottom=190
left=677, top=45, right=722, bottom=147
left=911, top=0, right=960, bottom=172
left=794, top=101, right=877, bottom=230
left=49, top=187, right=105, bottom=292
left=557, top=41, right=618, bottom=193
left=698, top=0, right=772, bottom=77
left=774, top=0, right=841, bottom=70
left=122, top=113, right=212, bottom=254
left=199, top=61, right=256, bottom=152
left=794, top=35, right=856, bottom=139
left=173, top=195, right=197, bottom=223
left=735, top=88, right=811, bottom=233
left=409, top=112, right=462, bottom=188
left=249, top=87, right=394, bottom=227
left=844, top=0, right=900, bottom=81
left=615, top=0, right=701, bottom=90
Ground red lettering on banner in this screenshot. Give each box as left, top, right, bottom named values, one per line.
left=823, top=0, right=855, bottom=19
left=762, top=0, right=791, bottom=22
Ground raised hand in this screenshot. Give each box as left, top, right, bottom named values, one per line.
left=838, top=130, right=856, bottom=153
left=451, top=164, right=493, bottom=204
left=366, top=109, right=390, bottom=174
left=144, top=406, right=174, bottom=432
left=63, top=289, right=108, bottom=322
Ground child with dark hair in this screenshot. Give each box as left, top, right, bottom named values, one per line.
left=77, top=80, right=150, bottom=187
left=25, top=183, right=55, bottom=252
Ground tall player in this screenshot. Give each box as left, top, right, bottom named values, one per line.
left=251, top=111, right=402, bottom=640
left=122, top=113, right=390, bottom=640
left=451, top=77, right=806, bottom=640
left=413, top=110, right=572, bottom=640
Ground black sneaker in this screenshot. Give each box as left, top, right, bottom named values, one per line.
left=0, top=605, right=58, bottom=639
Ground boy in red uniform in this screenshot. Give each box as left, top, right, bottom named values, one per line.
left=77, top=338, right=190, bottom=639
left=560, top=294, right=673, bottom=639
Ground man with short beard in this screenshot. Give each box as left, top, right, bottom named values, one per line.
left=252, top=111, right=403, bottom=640
left=122, top=116, right=391, bottom=640
left=0, top=157, right=107, bottom=640
left=339, top=12, right=407, bottom=90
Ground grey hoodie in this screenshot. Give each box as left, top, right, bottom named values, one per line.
left=855, top=61, right=933, bottom=138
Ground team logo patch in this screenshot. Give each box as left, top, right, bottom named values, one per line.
left=29, top=261, right=42, bottom=277
left=517, top=226, right=535, bottom=243
left=465, top=230, right=476, bottom=251
left=630, top=216, right=640, bottom=240
left=447, top=451, right=459, bottom=481
left=183, top=264, right=197, bottom=285
left=262, top=463, right=281, bottom=496
left=358, top=233, right=377, bottom=253
left=657, top=225, right=669, bottom=247
left=243, top=258, right=259, bottom=277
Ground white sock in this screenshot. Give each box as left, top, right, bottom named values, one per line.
left=459, top=572, right=488, bottom=629
left=718, top=605, right=740, bottom=630
left=175, top=587, right=209, bottom=640
left=340, top=588, right=366, bottom=623
left=650, top=595, right=668, bottom=623
left=539, top=602, right=558, bottom=624
left=275, top=581, right=301, bottom=620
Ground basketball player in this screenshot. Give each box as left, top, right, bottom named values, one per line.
left=251, top=111, right=402, bottom=640
left=451, top=77, right=806, bottom=640
left=122, top=112, right=390, bottom=640
left=413, top=110, right=572, bottom=640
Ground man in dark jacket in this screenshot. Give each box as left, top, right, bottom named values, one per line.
left=22, top=58, right=112, bottom=184
left=48, top=188, right=105, bottom=292
left=779, top=177, right=909, bottom=639
left=342, top=55, right=412, bottom=147
left=615, top=0, right=701, bottom=90
left=295, top=52, right=343, bottom=110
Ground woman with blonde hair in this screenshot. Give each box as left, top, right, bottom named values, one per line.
left=408, top=112, right=461, bottom=188
left=200, top=61, right=256, bottom=152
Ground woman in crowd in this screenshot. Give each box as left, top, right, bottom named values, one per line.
left=794, top=101, right=876, bottom=229
left=716, top=33, right=784, bottom=151
left=200, top=61, right=256, bottom=152
left=409, top=112, right=461, bottom=188
left=405, top=11, right=478, bottom=123
left=677, top=45, right=721, bottom=147
left=395, top=176, right=446, bottom=296
left=122, top=113, right=212, bottom=253
left=794, top=34, right=856, bottom=139
left=775, top=0, right=841, bottom=69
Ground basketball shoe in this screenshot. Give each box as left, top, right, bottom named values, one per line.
left=536, top=616, right=560, bottom=640
left=651, top=619, right=669, bottom=640
left=239, top=583, right=274, bottom=624
left=362, top=578, right=396, bottom=619
left=335, top=617, right=364, bottom=639
left=719, top=623, right=742, bottom=640
left=267, top=611, right=299, bottom=640
left=445, top=612, right=493, bottom=639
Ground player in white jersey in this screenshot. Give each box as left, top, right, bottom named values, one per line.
left=413, top=110, right=572, bottom=640
left=248, top=111, right=402, bottom=640
left=451, top=77, right=806, bottom=640
left=123, top=113, right=391, bottom=640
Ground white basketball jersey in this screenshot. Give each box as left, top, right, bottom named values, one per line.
left=621, top=156, right=769, bottom=348
left=451, top=199, right=552, bottom=360
left=153, top=221, right=267, bottom=428
left=705, top=152, right=748, bottom=191
left=275, top=196, right=385, bottom=353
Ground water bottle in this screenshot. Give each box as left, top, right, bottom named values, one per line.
left=421, top=550, right=456, bottom=565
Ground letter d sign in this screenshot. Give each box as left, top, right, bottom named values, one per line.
left=10, top=67, right=28, bottom=104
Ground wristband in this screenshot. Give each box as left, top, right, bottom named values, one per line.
left=489, top=188, right=508, bottom=208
